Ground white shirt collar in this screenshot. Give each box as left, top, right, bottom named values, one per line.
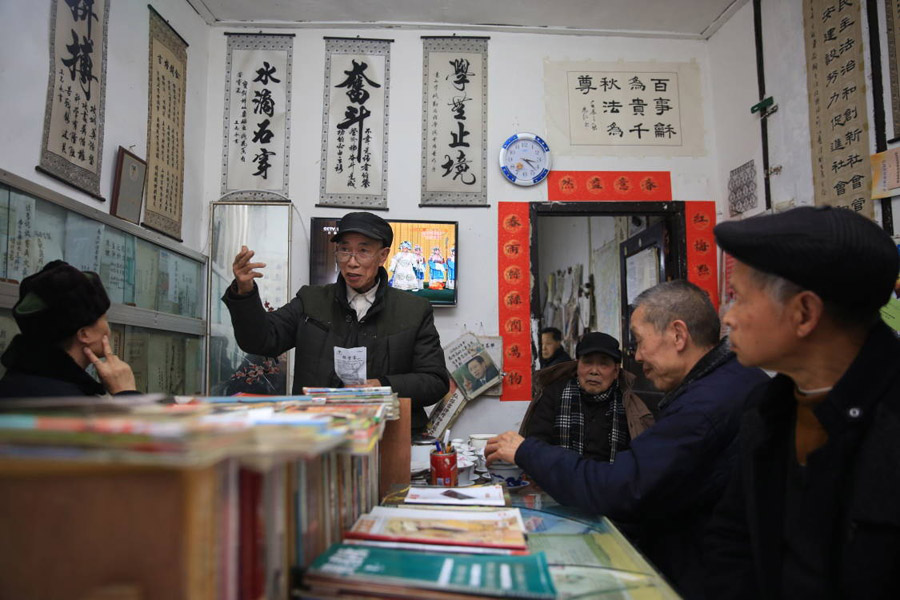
left=345, top=281, right=379, bottom=321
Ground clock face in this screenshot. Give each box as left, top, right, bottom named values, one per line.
left=499, top=133, right=551, bottom=186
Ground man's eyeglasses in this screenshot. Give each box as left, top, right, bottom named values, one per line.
left=335, top=248, right=380, bottom=265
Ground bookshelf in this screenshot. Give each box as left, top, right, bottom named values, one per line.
left=0, top=169, right=207, bottom=395
left=0, top=394, right=409, bottom=600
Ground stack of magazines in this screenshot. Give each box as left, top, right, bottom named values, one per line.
left=304, top=544, right=556, bottom=599
left=301, top=386, right=400, bottom=420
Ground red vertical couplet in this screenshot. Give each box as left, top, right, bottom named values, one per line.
left=497, top=202, right=532, bottom=401
left=684, top=201, right=719, bottom=311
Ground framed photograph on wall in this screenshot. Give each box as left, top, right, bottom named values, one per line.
left=110, top=146, right=147, bottom=224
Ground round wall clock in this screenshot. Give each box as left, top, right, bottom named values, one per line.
left=499, top=133, right=551, bottom=186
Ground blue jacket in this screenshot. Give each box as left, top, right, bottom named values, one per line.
left=516, top=349, right=768, bottom=599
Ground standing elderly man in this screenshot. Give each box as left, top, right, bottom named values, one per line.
left=223, top=212, right=449, bottom=434
left=524, top=331, right=654, bottom=462
left=705, top=206, right=900, bottom=599
left=486, top=280, right=767, bottom=598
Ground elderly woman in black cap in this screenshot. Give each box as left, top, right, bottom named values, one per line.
left=0, top=260, right=138, bottom=398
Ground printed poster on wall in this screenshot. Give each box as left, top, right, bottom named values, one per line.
left=803, top=0, right=873, bottom=218
left=420, top=36, right=488, bottom=206
left=319, top=38, right=391, bottom=209
left=545, top=60, right=705, bottom=157
left=144, top=7, right=187, bottom=240
left=727, top=160, right=760, bottom=218
left=221, top=33, right=294, bottom=200
left=39, top=0, right=110, bottom=198
left=497, top=202, right=532, bottom=401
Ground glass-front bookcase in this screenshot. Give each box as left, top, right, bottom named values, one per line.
left=0, top=170, right=206, bottom=395
left=207, top=201, right=292, bottom=396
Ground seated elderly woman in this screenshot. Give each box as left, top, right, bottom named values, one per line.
left=523, top=331, right=654, bottom=462
left=0, top=260, right=138, bottom=398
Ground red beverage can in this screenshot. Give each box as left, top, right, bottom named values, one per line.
left=430, top=450, right=458, bottom=486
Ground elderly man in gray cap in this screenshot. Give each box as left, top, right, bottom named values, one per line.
left=705, top=206, right=900, bottom=599
left=223, top=212, right=449, bottom=434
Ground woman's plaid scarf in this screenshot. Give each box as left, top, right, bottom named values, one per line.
left=555, top=377, right=626, bottom=462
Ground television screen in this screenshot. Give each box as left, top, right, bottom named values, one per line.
left=310, top=217, right=458, bottom=306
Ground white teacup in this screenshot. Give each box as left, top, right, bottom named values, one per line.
left=468, top=433, right=495, bottom=451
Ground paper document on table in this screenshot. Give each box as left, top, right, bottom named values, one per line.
left=404, top=484, right=506, bottom=507
left=335, top=346, right=367, bottom=385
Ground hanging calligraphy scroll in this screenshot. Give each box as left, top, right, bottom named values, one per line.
left=39, top=0, right=110, bottom=199
left=144, top=7, right=187, bottom=241
left=420, top=37, right=488, bottom=206
left=221, top=33, right=294, bottom=200
left=545, top=60, right=705, bottom=157
left=886, top=0, right=900, bottom=139
left=497, top=202, right=532, bottom=401
left=803, top=0, right=872, bottom=218
left=319, top=38, right=391, bottom=209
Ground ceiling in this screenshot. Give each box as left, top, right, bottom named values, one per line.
left=185, top=0, right=748, bottom=40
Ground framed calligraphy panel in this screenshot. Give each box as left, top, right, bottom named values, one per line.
left=221, top=33, right=294, bottom=200
left=420, top=36, right=488, bottom=206
left=144, top=7, right=187, bottom=240
left=319, top=38, right=392, bottom=209
left=545, top=60, right=705, bottom=157
left=39, top=0, right=110, bottom=199
left=886, top=0, right=900, bottom=140
left=803, top=0, right=872, bottom=217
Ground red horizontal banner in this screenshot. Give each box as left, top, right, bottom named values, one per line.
left=547, top=171, right=672, bottom=202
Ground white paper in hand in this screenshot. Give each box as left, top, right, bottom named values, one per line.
left=335, top=346, right=367, bottom=385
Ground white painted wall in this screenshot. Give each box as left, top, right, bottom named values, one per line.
left=198, top=27, right=719, bottom=438
left=0, top=0, right=211, bottom=252
left=536, top=214, right=619, bottom=319
left=707, top=1, right=765, bottom=222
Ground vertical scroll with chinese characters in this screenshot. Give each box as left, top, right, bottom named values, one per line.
left=221, top=33, right=294, bottom=200
left=886, top=0, right=900, bottom=139
left=420, top=37, right=488, bottom=206
left=319, top=38, right=391, bottom=209
left=497, top=202, right=532, bottom=401
left=803, top=0, right=872, bottom=217
left=144, top=8, right=187, bottom=240
left=684, top=201, right=719, bottom=312
left=39, top=0, right=110, bottom=198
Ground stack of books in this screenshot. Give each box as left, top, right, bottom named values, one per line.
left=344, top=506, right=529, bottom=554
left=302, top=490, right=558, bottom=599
left=304, top=544, right=556, bottom=599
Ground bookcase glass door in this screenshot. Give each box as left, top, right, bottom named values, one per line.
left=208, top=202, right=292, bottom=396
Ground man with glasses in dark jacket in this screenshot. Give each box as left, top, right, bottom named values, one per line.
left=223, top=212, right=449, bottom=434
